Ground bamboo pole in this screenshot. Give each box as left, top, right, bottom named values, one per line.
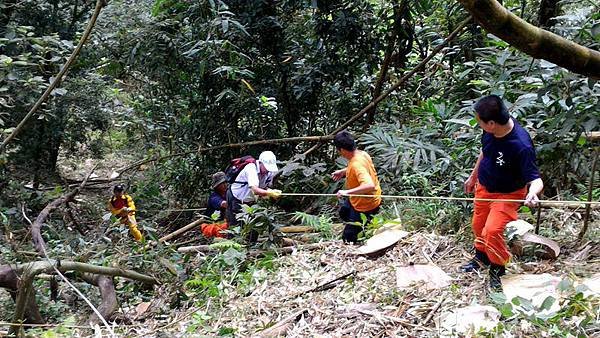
left=9, top=260, right=158, bottom=285
left=159, top=218, right=206, bottom=243
left=279, top=226, right=314, bottom=233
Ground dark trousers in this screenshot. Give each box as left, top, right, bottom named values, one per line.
left=339, top=199, right=380, bottom=243
left=225, top=189, right=258, bottom=243
left=225, top=188, right=242, bottom=227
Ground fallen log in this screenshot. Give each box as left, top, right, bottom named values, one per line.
left=5, top=259, right=157, bottom=334
left=8, top=165, right=140, bottom=333
left=159, top=218, right=206, bottom=243
left=256, top=308, right=309, bottom=338
left=177, top=244, right=213, bottom=253
left=178, top=241, right=333, bottom=255
left=0, top=265, right=43, bottom=325
left=8, top=260, right=158, bottom=285
left=279, top=226, right=313, bottom=233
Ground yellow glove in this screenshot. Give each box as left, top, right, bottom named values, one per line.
left=266, top=189, right=282, bottom=199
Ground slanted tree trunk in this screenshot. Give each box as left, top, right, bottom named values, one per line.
left=80, top=274, right=119, bottom=323
left=364, top=0, right=411, bottom=130
left=0, top=0, right=109, bottom=153
left=458, top=0, right=600, bottom=79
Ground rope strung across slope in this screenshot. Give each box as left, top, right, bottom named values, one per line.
left=139, top=192, right=600, bottom=213
left=277, top=192, right=600, bottom=206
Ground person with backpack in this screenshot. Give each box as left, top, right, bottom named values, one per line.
left=108, top=184, right=143, bottom=242
left=331, top=131, right=382, bottom=244
left=225, top=151, right=282, bottom=242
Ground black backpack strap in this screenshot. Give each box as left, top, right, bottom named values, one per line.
left=231, top=161, right=259, bottom=187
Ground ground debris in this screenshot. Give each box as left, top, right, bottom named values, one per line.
left=89, top=230, right=598, bottom=337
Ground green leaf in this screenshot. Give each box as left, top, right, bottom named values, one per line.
left=221, top=247, right=245, bottom=266
left=557, top=278, right=572, bottom=292
left=218, top=327, right=236, bottom=336
left=591, top=23, right=600, bottom=39
left=221, top=18, right=229, bottom=33
left=444, top=118, right=472, bottom=127
left=469, top=79, right=491, bottom=87
left=499, top=303, right=514, bottom=317
left=539, top=296, right=555, bottom=311
left=490, top=291, right=507, bottom=304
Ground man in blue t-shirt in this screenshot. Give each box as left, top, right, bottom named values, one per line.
left=205, top=171, right=228, bottom=220
left=462, top=95, right=544, bottom=290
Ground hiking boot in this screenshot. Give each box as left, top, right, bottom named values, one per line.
left=489, top=264, right=506, bottom=291
left=460, top=250, right=490, bottom=272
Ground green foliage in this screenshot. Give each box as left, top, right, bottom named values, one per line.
left=1, top=0, right=599, bottom=335
left=292, top=211, right=334, bottom=238
left=360, top=214, right=387, bottom=239
left=489, top=279, right=599, bottom=336
left=28, top=317, right=76, bottom=337
left=183, top=248, right=279, bottom=334
left=237, top=203, right=286, bottom=242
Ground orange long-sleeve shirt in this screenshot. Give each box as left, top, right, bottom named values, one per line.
left=346, top=150, right=381, bottom=212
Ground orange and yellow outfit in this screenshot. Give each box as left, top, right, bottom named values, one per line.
left=109, top=194, right=143, bottom=241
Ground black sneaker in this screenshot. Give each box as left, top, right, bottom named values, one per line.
left=489, top=264, right=506, bottom=291
left=460, top=250, right=490, bottom=272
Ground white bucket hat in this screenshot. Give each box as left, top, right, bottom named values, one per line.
left=258, top=151, right=278, bottom=172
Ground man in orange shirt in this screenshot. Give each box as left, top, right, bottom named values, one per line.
left=331, top=131, right=382, bottom=243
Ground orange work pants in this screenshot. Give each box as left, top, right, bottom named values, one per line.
left=201, top=222, right=228, bottom=238
left=472, top=183, right=526, bottom=266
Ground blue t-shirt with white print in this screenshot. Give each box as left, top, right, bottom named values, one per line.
left=478, top=118, right=541, bottom=193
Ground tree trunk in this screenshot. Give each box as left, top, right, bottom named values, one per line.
left=458, top=0, right=600, bottom=78
left=0, top=265, right=44, bottom=325
left=538, top=0, right=560, bottom=28
left=279, top=67, right=299, bottom=138
left=302, top=17, right=472, bottom=156
left=0, top=0, right=17, bottom=36
left=81, top=274, right=118, bottom=324
left=364, top=0, right=409, bottom=129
